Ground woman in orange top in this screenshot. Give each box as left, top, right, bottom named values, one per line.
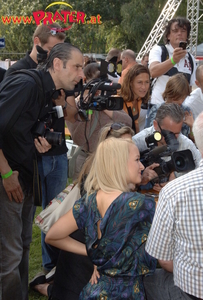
left=121, top=64, right=150, bottom=133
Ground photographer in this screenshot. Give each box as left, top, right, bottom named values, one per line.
left=5, top=23, right=69, bottom=276
left=133, top=103, right=201, bottom=191
left=0, top=43, right=84, bottom=300
left=143, top=112, right=203, bottom=300
left=65, top=62, right=132, bottom=180
left=149, top=17, right=196, bottom=106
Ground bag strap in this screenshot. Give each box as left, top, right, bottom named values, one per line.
left=89, top=111, right=99, bottom=138
left=187, top=52, right=194, bottom=75
left=12, top=69, right=45, bottom=113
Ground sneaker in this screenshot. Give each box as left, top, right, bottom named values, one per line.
left=29, top=272, right=46, bottom=289
left=45, top=266, right=56, bottom=283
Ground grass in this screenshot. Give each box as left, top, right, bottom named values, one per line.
left=28, top=179, right=73, bottom=299
left=29, top=207, right=48, bottom=300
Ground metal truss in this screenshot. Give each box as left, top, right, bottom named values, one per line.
left=136, top=0, right=182, bottom=60
left=137, top=0, right=202, bottom=60
left=187, top=0, right=199, bottom=56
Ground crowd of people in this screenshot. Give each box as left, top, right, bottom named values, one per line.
left=0, top=15, right=203, bottom=300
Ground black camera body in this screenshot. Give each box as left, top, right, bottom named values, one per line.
left=66, top=59, right=124, bottom=114
left=152, top=150, right=195, bottom=183
left=33, top=107, right=64, bottom=146
left=141, top=131, right=195, bottom=184
left=79, top=76, right=123, bottom=112
left=80, top=79, right=123, bottom=111
left=36, top=45, right=48, bottom=64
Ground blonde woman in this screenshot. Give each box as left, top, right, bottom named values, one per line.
left=46, top=138, right=156, bottom=299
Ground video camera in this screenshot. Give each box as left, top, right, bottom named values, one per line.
left=32, top=106, right=64, bottom=146
left=64, top=60, right=123, bottom=121
left=79, top=77, right=123, bottom=111
left=141, top=130, right=195, bottom=184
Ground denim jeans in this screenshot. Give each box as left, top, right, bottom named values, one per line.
left=38, top=154, right=68, bottom=271
left=0, top=178, right=33, bottom=300
left=143, top=269, right=197, bottom=300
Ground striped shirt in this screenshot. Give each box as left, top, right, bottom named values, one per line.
left=145, top=159, right=203, bottom=299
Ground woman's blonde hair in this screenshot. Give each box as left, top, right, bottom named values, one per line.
left=162, top=73, right=190, bottom=102
left=77, top=124, right=134, bottom=188
left=121, top=64, right=150, bottom=103
left=84, top=138, right=135, bottom=199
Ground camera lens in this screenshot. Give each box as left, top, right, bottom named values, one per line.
left=45, top=131, right=64, bottom=146
left=175, top=156, right=185, bottom=171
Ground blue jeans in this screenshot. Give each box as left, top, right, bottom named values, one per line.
left=38, top=154, right=68, bottom=271
left=0, top=178, right=33, bottom=300
left=143, top=269, right=197, bottom=300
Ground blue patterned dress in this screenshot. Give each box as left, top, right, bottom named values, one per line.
left=73, top=191, right=157, bottom=300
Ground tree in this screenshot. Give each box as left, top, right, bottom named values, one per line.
left=0, top=0, right=202, bottom=59
left=0, top=0, right=50, bottom=59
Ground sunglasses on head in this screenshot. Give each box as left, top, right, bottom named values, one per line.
left=106, top=123, right=126, bottom=137
left=49, top=27, right=63, bottom=35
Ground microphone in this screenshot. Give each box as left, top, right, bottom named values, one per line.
left=84, top=81, right=121, bottom=91
left=148, top=145, right=168, bottom=158
left=98, top=82, right=121, bottom=91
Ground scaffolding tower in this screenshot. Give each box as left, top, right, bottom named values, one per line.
left=136, top=0, right=202, bottom=60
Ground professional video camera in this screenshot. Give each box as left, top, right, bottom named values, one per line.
left=32, top=106, right=64, bottom=146
left=141, top=130, right=195, bottom=184
left=75, top=59, right=123, bottom=117
left=79, top=77, right=123, bottom=111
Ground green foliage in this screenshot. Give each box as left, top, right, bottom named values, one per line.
left=0, top=0, right=202, bottom=58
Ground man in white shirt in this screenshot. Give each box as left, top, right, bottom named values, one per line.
left=184, top=65, right=203, bottom=119
left=143, top=111, right=203, bottom=300
left=133, top=103, right=201, bottom=191
left=149, top=17, right=196, bottom=105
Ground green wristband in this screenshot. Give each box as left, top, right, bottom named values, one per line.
left=1, top=169, right=13, bottom=179
left=171, top=57, right=176, bottom=66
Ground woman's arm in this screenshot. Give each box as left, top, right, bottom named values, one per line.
left=45, top=208, right=87, bottom=256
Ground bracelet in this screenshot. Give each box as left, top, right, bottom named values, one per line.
left=171, top=57, right=176, bottom=66
left=1, top=169, right=13, bottom=179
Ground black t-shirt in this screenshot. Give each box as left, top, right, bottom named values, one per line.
left=0, top=67, right=6, bottom=83
left=0, top=70, right=55, bottom=188
left=4, top=51, right=37, bottom=78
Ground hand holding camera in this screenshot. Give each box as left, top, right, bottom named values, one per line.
left=173, top=42, right=187, bottom=64
left=33, top=106, right=64, bottom=147
left=34, top=136, right=52, bottom=153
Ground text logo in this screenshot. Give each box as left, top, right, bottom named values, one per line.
left=1, top=2, right=102, bottom=28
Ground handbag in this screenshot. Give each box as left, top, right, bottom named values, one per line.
left=35, top=183, right=81, bottom=234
